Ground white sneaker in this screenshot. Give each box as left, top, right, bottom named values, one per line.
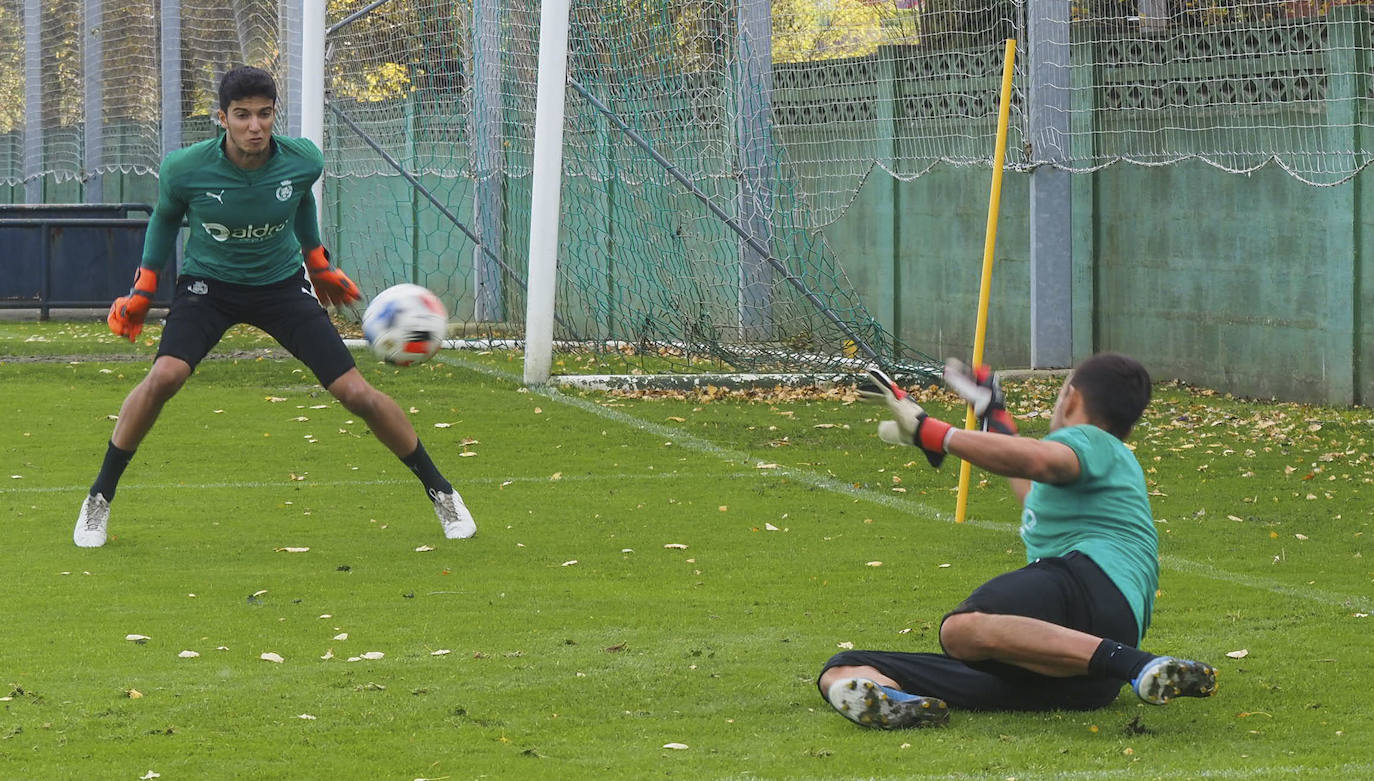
left=74, top=493, right=110, bottom=548
left=431, top=488, right=476, bottom=539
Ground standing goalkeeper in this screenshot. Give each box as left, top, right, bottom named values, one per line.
left=74, top=66, right=475, bottom=547
left=817, top=353, right=1216, bottom=728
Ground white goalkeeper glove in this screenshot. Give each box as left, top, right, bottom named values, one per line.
left=856, top=365, right=953, bottom=467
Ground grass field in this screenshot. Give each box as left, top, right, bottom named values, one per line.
left=1, top=320, right=1371, bottom=779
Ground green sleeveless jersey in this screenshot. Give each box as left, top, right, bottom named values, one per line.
left=140, top=133, right=324, bottom=285
left=1020, top=424, right=1159, bottom=639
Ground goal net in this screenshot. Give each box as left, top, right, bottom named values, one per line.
left=325, top=1, right=944, bottom=382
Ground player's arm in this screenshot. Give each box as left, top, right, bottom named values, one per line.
left=108, top=161, right=184, bottom=341
left=293, top=181, right=360, bottom=308
left=943, top=429, right=1081, bottom=487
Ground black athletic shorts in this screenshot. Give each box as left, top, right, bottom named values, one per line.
left=156, top=270, right=356, bottom=387
left=819, top=551, right=1141, bottom=711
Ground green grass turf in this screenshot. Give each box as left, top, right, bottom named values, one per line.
left=1, top=321, right=1371, bottom=779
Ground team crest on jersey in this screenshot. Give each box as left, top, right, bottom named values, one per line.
left=275, top=179, right=293, bottom=201
left=189, top=281, right=209, bottom=295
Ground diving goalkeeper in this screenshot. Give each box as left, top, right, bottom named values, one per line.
left=817, top=353, right=1216, bottom=728
left=74, top=66, right=475, bottom=547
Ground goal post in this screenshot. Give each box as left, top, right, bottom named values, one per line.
left=524, top=0, right=572, bottom=386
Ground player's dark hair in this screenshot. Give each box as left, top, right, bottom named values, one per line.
left=1068, top=352, right=1151, bottom=440
left=218, top=66, right=277, bottom=112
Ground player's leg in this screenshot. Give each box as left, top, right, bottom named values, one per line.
left=257, top=276, right=475, bottom=539
left=76, top=277, right=232, bottom=547
left=818, top=648, right=1103, bottom=718
left=939, top=552, right=1215, bottom=706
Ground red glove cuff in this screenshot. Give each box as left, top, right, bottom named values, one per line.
left=916, top=414, right=953, bottom=453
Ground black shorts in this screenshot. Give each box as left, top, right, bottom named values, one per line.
left=819, top=552, right=1140, bottom=711
left=157, top=271, right=356, bottom=387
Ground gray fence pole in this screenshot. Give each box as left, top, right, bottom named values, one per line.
left=283, top=0, right=302, bottom=137
left=473, top=0, right=505, bottom=322
left=161, top=0, right=181, bottom=154
left=83, top=0, right=104, bottom=202
left=1027, top=0, right=1073, bottom=368
left=736, top=0, right=773, bottom=341
left=23, top=0, right=42, bottom=203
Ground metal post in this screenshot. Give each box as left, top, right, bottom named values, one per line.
left=472, top=0, right=505, bottom=322
left=1028, top=0, right=1073, bottom=368
left=161, top=0, right=182, bottom=155
left=524, top=0, right=572, bottom=385
left=83, top=0, right=105, bottom=202
left=735, top=0, right=773, bottom=341
left=23, top=0, right=43, bottom=203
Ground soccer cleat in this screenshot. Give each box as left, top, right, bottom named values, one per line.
left=825, top=677, right=949, bottom=729
left=74, top=492, right=111, bottom=548
left=1132, top=656, right=1218, bottom=705
left=430, top=488, right=476, bottom=539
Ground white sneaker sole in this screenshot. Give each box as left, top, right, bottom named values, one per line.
left=826, top=677, right=949, bottom=729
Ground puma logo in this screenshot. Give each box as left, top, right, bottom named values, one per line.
left=206, top=190, right=224, bottom=204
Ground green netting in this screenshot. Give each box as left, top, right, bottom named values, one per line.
left=326, top=1, right=944, bottom=381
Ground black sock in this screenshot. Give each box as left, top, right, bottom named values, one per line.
left=1088, top=639, right=1156, bottom=681
left=90, top=441, right=136, bottom=502
left=400, top=439, right=452, bottom=497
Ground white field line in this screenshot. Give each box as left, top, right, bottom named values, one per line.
left=439, top=353, right=1374, bottom=615
left=11, top=350, right=1367, bottom=616
left=728, top=760, right=1374, bottom=781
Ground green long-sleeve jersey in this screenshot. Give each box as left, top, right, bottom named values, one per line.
left=140, top=133, right=324, bottom=285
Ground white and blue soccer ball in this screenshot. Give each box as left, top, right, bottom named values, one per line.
left=362, top=283, right=448, bottom=366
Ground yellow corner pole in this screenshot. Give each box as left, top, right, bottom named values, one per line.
left=955, top=38, right=1017, bottom=524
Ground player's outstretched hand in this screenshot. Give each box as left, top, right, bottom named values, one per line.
left=107, top=267, right=159, bottom=342
left=856, top=365, right=952, bottom=467
left=303, top=246, right=361, bottom=308
left=943, top=358, right=1018, bottom=436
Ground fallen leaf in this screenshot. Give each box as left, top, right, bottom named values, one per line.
left=1226, top=649, right=1249, bottom=659
left=360, top=651, right=385, bottom=660
left=414, top=545, right=435, bottom=552
left=125, top=634, right=151, bottom=643
left=662, top=743, right=689, bottom=750
left=140, top=772, right=160, bottom=780
left=562, top=560, right=579, bottom=567
left=664, top=543, right=688, bottom=550
left=127, top=689, right=143, bottom=699
left=333, top=633, right=348, bottom=641
left=434, top=422, right=452, bottom=428
left=837, top=641, right=854, bottom=649
left=430, top=649, right=451, bottom=656
left=260, top=652, right=285, bottom=663
left=764, top=523, right=779, bottom=531
left=178, top=650, right=199, bottom=659
left=297, top=714, right=317, bottom=720
left=275, top=547, right=309, bottom=553
left=866, top=561, right=883, bottom=567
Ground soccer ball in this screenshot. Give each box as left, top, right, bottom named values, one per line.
left=361, top=283, right=447, bottom=366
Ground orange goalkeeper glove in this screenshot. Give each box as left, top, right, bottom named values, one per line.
left=107, top=267, right=159, bottom=342
left=302, top=246, right=361, bottom=308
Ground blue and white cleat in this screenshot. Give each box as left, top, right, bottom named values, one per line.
left=1132, top=656, right=1218, bottom=705
left=826, top=677, right=949, bottom=729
